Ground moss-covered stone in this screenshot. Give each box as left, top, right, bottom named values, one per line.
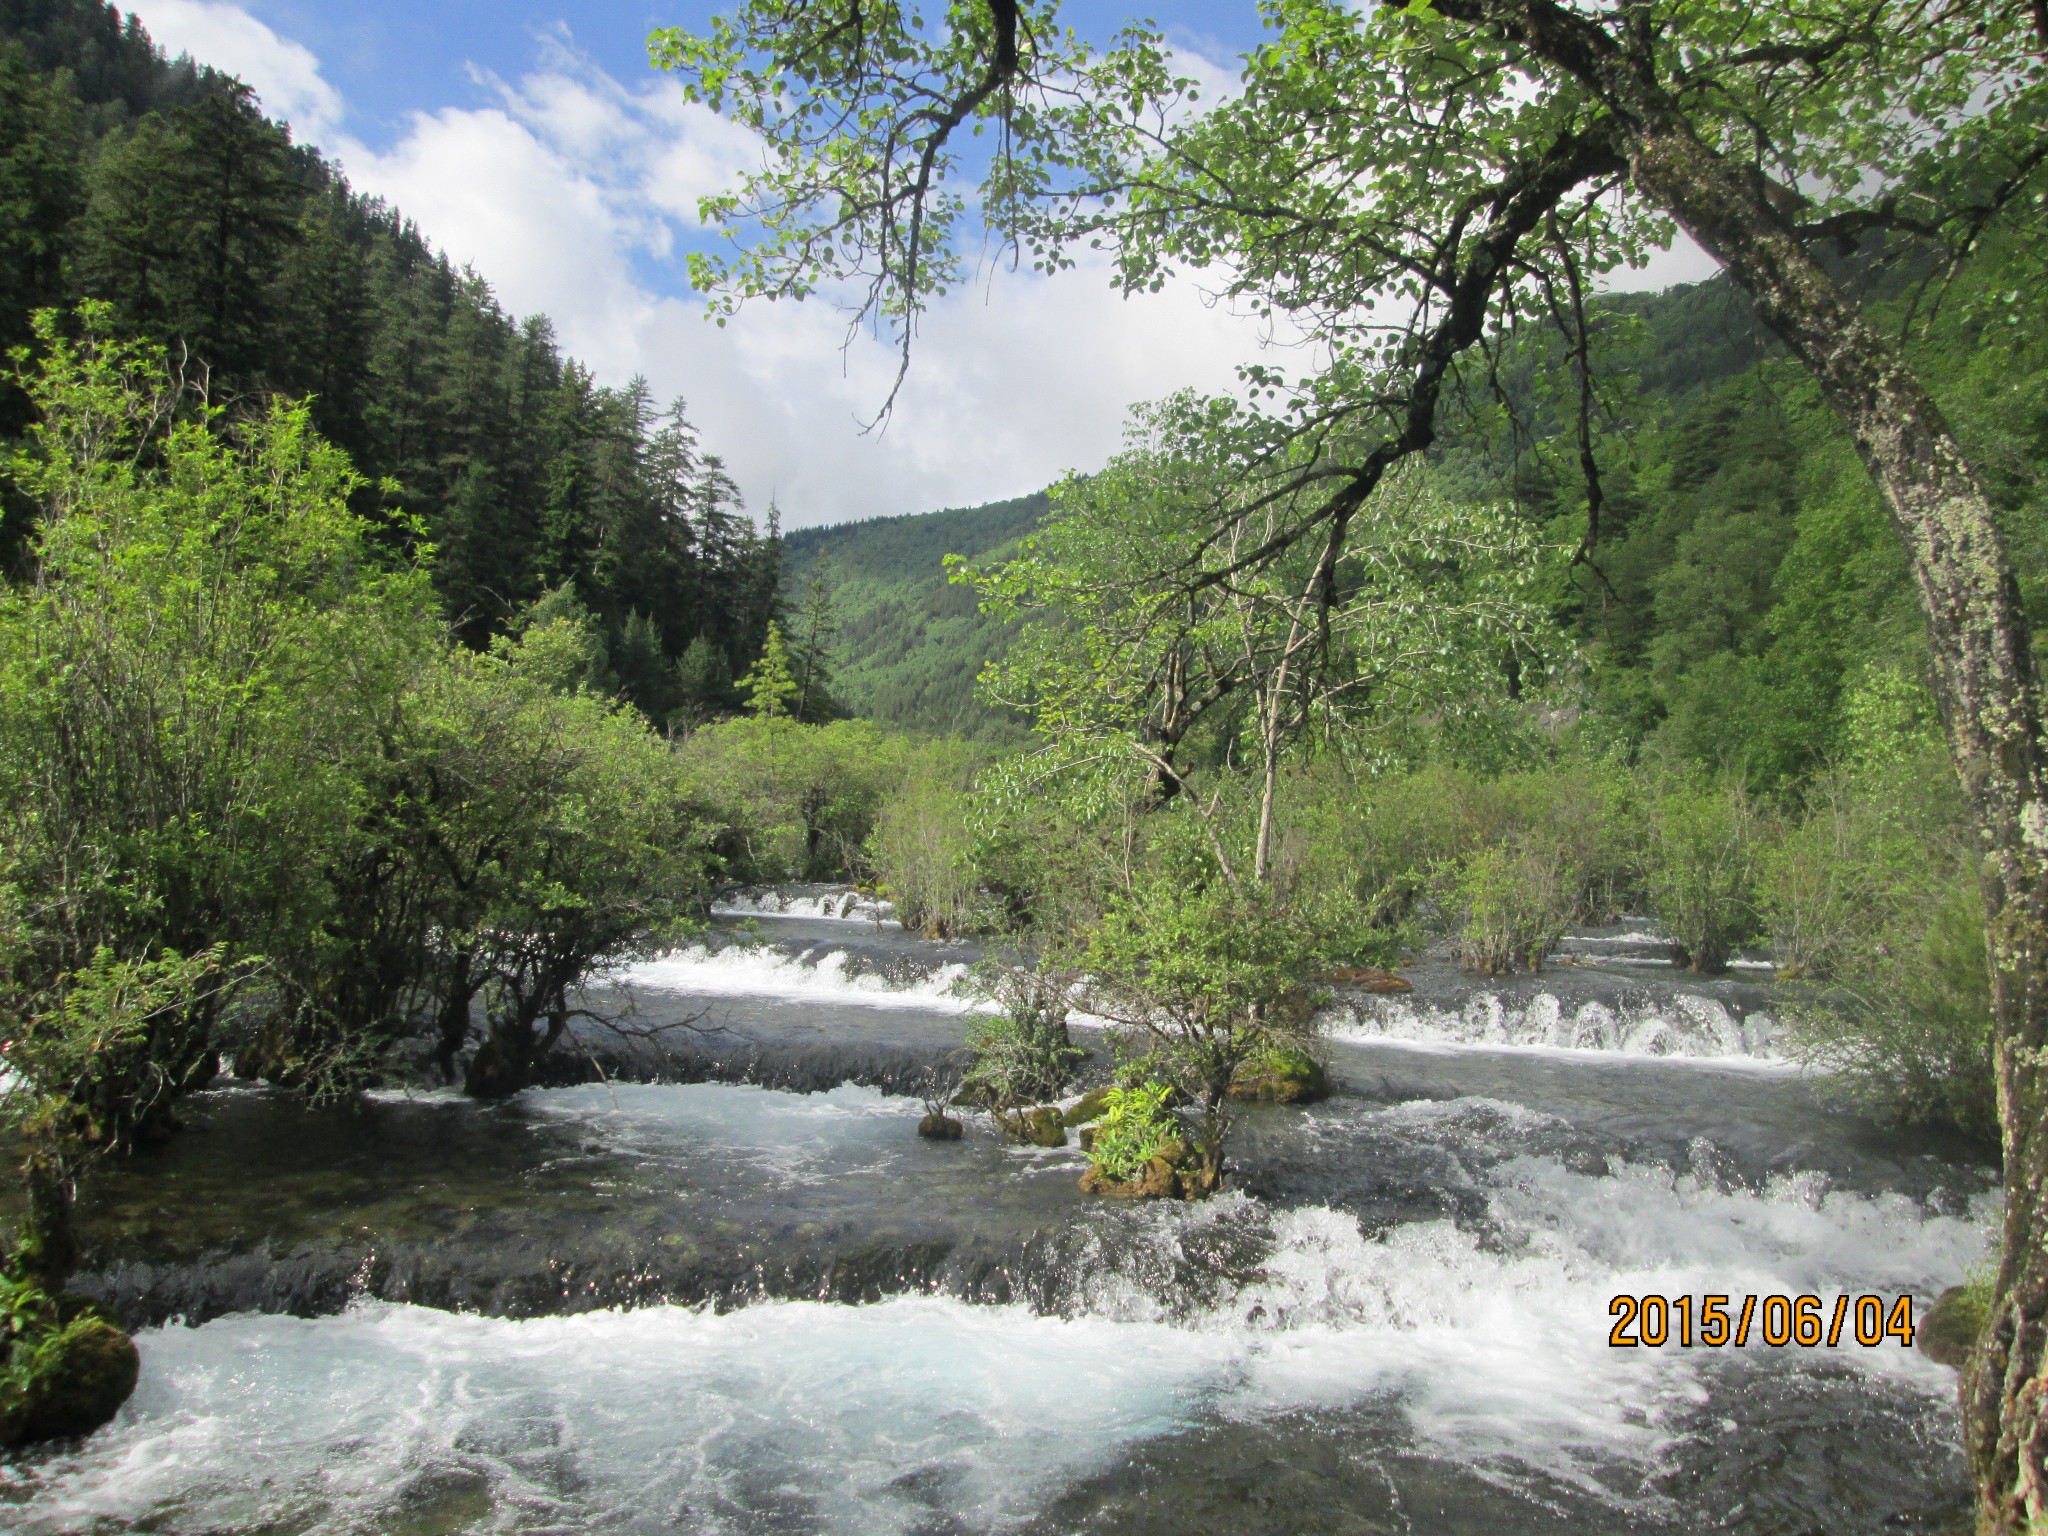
left=1229, top=1045, right=1329, bottom=1104
left=996, top=1106, right=1068, bottom=1147
left=1918, top=1279, right=1990, bottom=1368
left=916, top=1112, right=964, bottom=1140
left=1062, top=1088, right=1113, bottom=1127
left=1, top=1311, right=140, bottom=1444
left=1078, top=1138, right=1214, bottom=1200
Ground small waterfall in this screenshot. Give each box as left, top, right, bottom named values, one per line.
left=1330, top=986, right=1782, bottom=1061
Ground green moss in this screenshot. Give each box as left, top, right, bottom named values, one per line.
left=1062, top=1087, right=1113, bottom=1127
left=1917, top=1275, right=1993, bottom=1369
left=0, top=1301, right=139, bottom=1444
left=1229, top=1043, right=1329, bottom=1104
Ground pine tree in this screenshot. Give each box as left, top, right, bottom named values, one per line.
left=789, top=553, right=839, bottom=723
left=738, top=621, right=798, bottom=718
left=671, top=634, right=732, bottom=726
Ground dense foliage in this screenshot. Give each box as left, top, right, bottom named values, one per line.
left=0, top=318, right=714, bottom=1352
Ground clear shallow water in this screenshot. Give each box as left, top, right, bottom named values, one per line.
left=0, top=895, right=1997, bottom=1534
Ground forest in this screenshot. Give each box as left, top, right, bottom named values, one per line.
left=1, top=1, right=2045, bottom=1532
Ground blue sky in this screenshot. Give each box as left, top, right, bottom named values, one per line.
left=126, top=0, right=1714, bottom=528
left=204, top=0, right=1269, bottom=150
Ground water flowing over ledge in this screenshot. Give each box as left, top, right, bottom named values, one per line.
left=713, top=883, right=900, bottom=925
left=11, top=1100, right=1993, bottom=1534
left=626, top=939, right=982, bottom=1013
left=1, top=892, right=1998, bottom=1533
left=1330, top=987, right=1783, bottom=1063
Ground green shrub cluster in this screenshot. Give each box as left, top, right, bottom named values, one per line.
left=1084, top=1082, right=1179, bottom=1184
left=959, top=968, right=1084, bottom=1111
left=0, top=316, right=716, bottom=1334
left=957, top=740, right=1988, bottom=1137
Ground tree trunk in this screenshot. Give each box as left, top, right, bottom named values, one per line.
left=16, top=1147, right=79, bottom=1289
left=433, top=949, right=478, bottom=1084
left=1607, top=109, right=2048, bottom=1536
left=1254, top=729, right=1282, bottom=886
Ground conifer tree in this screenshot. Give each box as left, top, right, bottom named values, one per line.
left=790, top=554, right=839, bottom=723
left=739, top=621, right=799, bottom=718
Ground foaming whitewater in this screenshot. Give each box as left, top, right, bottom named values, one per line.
left=10, top=1100, right=1989, bottom=1533
left=714, top=886, right=899, bottom=924
left=625, top=940, right=984, bottom=1013
left=1331, top=987, right=1784, bottom=1062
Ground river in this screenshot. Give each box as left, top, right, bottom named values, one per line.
left=0, top=892, right=1995, bottom=1533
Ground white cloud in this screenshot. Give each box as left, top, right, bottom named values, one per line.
left=314, top=32, right=1284, bottom=529
left=128, top=0, right=346, bottom=147
left=117, top=8, right=1722, bottom=530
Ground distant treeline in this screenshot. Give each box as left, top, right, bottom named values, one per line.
left=0, top=0, right=781, bottom=722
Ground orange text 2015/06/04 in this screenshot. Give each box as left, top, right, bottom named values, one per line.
left=1607, top=1293, right=1917, bottom=1348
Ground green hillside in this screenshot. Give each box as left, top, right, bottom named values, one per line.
left=783, top=492, right=1047, bottom=739
left=778, top=253, right=2046, bottom=783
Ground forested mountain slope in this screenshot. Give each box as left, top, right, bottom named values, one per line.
left=782, top=493, right=1044, bottom=738
left=785, top=257, right=2045, bottom=777
left=0, top=0, right=779, bottom=724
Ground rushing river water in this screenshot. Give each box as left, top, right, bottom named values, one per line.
left=0, top=893, right=1997, bottom=1533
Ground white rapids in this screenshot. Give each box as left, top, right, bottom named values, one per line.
left=7, top=1118, right=1989, bottom=1534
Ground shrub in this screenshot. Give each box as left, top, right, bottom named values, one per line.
left=1784, top=874, right=1996, bottom=1139
left=1755, top=758, right=1961, bottom=981
left=869, top=743, right=986, bottom=935
left=1439, top=836, right=1579, bottom=973
left=1080, top=875, right=1326, bottom=1194
left=1085, top=1081, right=1180, bottom=1184
left=959, top=967, right=1084, bottom=1111
left=1641, top=775, right=1765, bottom=973
left=673, top=715, right=898, bottom=882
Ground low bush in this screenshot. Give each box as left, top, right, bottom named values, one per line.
left=1640, top=774, right=1765, bottom=973
left=1084, top=1082, right=1180, bottom=1184
left=1080, top=871, right=1326, bottom=1194
left=959, top=968, right=1085, bottom=1111
left=869, top=741, right=987, bottom=935
left=1784, top=873, right=1996, bottom=1139
left=1440, top=836, right=1579, bottom=973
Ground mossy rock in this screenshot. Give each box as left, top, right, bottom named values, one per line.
left=1918, top=1280, right=1990, bottom=1368
left=1063, top=1088, right=1113, bottom=1127
left=916, top=1112, right=964, bottom=1140
left=997, top=1106, right=1068, bottom=1148
left=1229, top=1048, right=1329, bottom=1105
left=1079, top=1138, right=1218, bottom=1201
left=1, top=1313, right=140, bottom=1445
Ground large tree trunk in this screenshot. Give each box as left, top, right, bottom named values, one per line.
left=1574, top=87, right=2048, bottom=1535
left=1434, top=5, right=2048, bottom=1521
